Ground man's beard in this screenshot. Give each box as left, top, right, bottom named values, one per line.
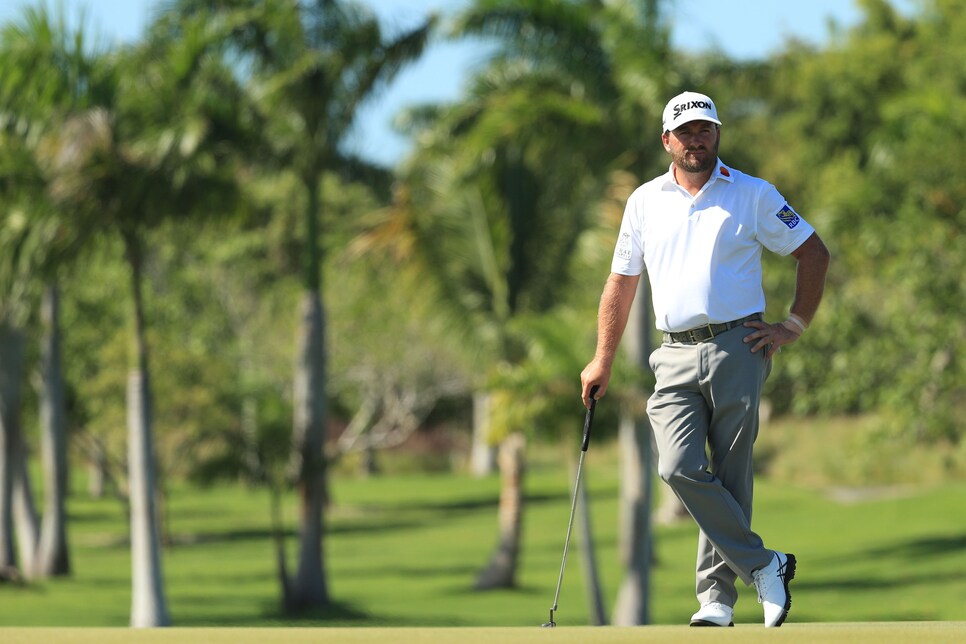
left=673, top=140, right=718, bottom=173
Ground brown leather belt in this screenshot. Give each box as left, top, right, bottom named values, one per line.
left=663, top=313, right=762, bottom=344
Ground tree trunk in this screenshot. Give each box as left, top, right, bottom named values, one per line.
left=288, top=289, right=329, bottom=611
left=0, top=322, right=24, bottom=578
left=86, top=435, right=107, bottom=498
left=469, top=391, right=497, bottom=476
left=125, top=237, right=170, bottom=627
left=286, top=169, right=330, bottom=611
left=612, top=277, right=655, bottom=625
left=36, top=283, right=71, bottom=577
left=474, top=432, right=526, bottom=589
left=360, top=444, right=379, bottom=477
left=12, top=448, right=39, bottom=578
left=655, top=486, right=689, bottom=525
left=270, top=485, right=291, bottom=608
left=576, top=457, right=607, bottom=625
left=128, top=371, right=170, bottom=626
left=612, top=407, right=655, bottom=625
left=283, top=168, right=331, bottom=611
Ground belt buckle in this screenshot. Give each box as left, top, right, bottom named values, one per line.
left=686, top=324, right=714, bottom=343
left=706, top=323, right=716, bottom=339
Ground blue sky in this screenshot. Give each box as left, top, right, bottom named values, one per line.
left=0, top=0, right=914, bottom=166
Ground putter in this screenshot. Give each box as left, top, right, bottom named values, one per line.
left=541, top=385, right=599, bottom=628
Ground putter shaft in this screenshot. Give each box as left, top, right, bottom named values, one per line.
left=549, top=449, right=587, bottom=615
left=545, top=389, right=597, bottom=625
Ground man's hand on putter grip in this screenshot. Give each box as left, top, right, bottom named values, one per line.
left=742, top=319, right=800, bottom=359
left=579, top=363, right=609, bottom=409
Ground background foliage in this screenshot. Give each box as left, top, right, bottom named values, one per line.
left=2, top=0, right=958, bottom=487
left=0, top=0, right=963, bottom=626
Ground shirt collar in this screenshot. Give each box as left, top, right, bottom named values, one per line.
left=661, top=158, right=734, bottom=189
left=714, top=159, right=735, bottom=183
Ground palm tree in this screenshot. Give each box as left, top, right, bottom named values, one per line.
left=439, top=0, right=672, bottom=618
left=0, top=134, right=71, bottom=583
left=0, top=96, right=35, bottom=575
left=43, top=14, right=247, bottom=625
left=0, top=142, right=35, bottom=576
left=478, top=311, right=617, bottom=618
left=156, top=0, right=435, bottom=612
left=0, top=4, right=106, bottom=581
left=370, top=45, right=613, bottom=589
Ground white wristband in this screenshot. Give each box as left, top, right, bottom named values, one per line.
left=783, top=315, right=807, bottom=335
left=788, top=313, right=808, bottom=329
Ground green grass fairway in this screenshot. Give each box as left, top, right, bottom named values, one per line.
left=2, top=441, right=965, bottom=628
left=2, top=623, right=965, bottom=643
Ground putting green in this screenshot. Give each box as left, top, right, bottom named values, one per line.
left=2, top=623, right=964, bottom=643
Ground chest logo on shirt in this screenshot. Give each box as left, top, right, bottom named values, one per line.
left=775, top=203, right=800, bottom=229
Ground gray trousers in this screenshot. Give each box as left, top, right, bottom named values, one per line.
left=647, top=323, right=774, bottom=608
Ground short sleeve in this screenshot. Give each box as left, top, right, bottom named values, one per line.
left=611, top=189, right=646, bottom=275
left=756, top=184, right=815, bottom=256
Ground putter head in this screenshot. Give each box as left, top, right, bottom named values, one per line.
left=541, top=609, right=556, bottom=627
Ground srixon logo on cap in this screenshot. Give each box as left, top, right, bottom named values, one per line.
left=673, top=100, right=714, bottom=120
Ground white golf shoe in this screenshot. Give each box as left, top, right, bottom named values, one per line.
left=753, top=551, right=797, bottom=627
left=689, top=601, right=734, bottom=627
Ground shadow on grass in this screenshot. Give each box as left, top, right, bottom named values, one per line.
left=794, top=567, right=964, bottom=592
left=864, top=533, right=966, bottom=559
left=94, top=485, right=613, bottom=579
left=165, top=488, right=608, bottom=548
left=815, top=532, right=966, bottom=567
left=68, top=508, right=126, bottom=524
left=175, top=597, right=373, bottom=627
left=437, top=582, right=546, bottom=598
left=358, top=490, right=577, bottom=515
left=794, top=534, right=966, bottom=593
left=164, top=518, right=430, bottom=547
left=338, top=563, right=482, bottom=579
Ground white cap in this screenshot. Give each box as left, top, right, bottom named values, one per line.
left=662, top=91, right=721, bottom=132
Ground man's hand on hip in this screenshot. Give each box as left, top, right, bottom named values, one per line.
left=742, top=319, right=800, bottom=359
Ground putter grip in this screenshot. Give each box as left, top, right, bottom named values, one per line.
left=581, top=385, right=599, bottom=452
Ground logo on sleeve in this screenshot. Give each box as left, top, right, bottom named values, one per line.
left=616, top=232, right=633, bottom=260
left=775, top=204, right=800, bottom=229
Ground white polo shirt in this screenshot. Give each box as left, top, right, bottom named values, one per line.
left=612, top=159, right=815, bottom=332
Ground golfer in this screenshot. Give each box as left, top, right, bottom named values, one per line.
left=580, top=91, right=830, bottom=627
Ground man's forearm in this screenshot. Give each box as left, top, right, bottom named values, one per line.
left=789, top=233, right=831, bottom=325
left=594, top=273, right=640, bottom=365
